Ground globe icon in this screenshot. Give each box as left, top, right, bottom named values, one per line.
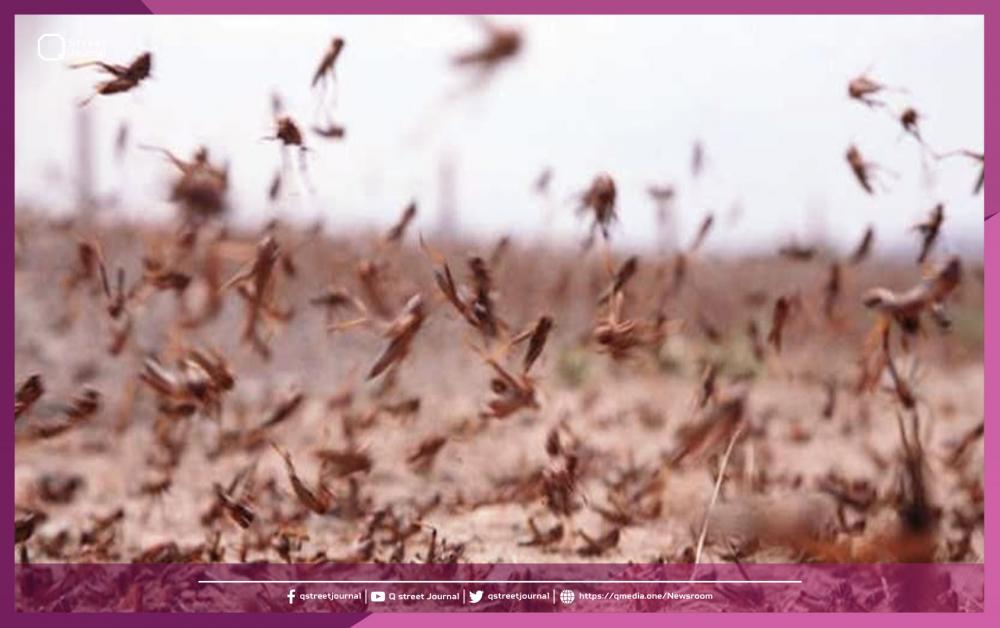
left=559, top=590, right=575, bottom=605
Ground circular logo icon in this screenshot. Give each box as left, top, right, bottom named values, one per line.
left=559, top=589, right=575, bottom=605
left=37, top=34, right=66, bottom=61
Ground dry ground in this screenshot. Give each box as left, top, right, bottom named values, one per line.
left=13, top=214, right=984, bottom=564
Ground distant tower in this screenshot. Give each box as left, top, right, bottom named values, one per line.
left=436, top=154, right=457, bottom=237
left=659, top=204, right=679, bottom=252
left=75, top=106, right=96, bottom=213
left=649, top=184, right=679, bottom=253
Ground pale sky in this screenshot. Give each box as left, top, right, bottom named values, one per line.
left=14, top=15, right=984, bottom=254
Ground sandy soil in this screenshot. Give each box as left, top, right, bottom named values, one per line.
left=13, top=216, right=984, bottom=564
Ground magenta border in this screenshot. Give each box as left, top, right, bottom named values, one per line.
left=5, top=1, right=992, bottom=627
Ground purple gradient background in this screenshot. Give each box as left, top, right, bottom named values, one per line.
left=12, top=563, right=986, bottom=612
left=5, top=0, right=993, bottom=627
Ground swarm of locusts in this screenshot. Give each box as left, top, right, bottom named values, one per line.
left=12, top=30, right=983, bottom=568
left=846, top=70, right=984, bottom=195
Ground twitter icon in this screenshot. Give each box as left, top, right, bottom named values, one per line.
left=468, top=590, right=484, bottom=604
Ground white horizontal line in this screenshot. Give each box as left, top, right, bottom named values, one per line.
left=198, top=580, right=802, bottom=585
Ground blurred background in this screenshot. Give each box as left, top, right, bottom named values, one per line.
left=14, top=14, right=984, bottom=255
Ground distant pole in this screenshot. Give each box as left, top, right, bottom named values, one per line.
left=657, top=203, right=679, bottom=253
left=650, top=185, right=679, bottom=253
left=436, top=154, right=457, bottom=237
left=75, top=106, right=95, bottom=214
